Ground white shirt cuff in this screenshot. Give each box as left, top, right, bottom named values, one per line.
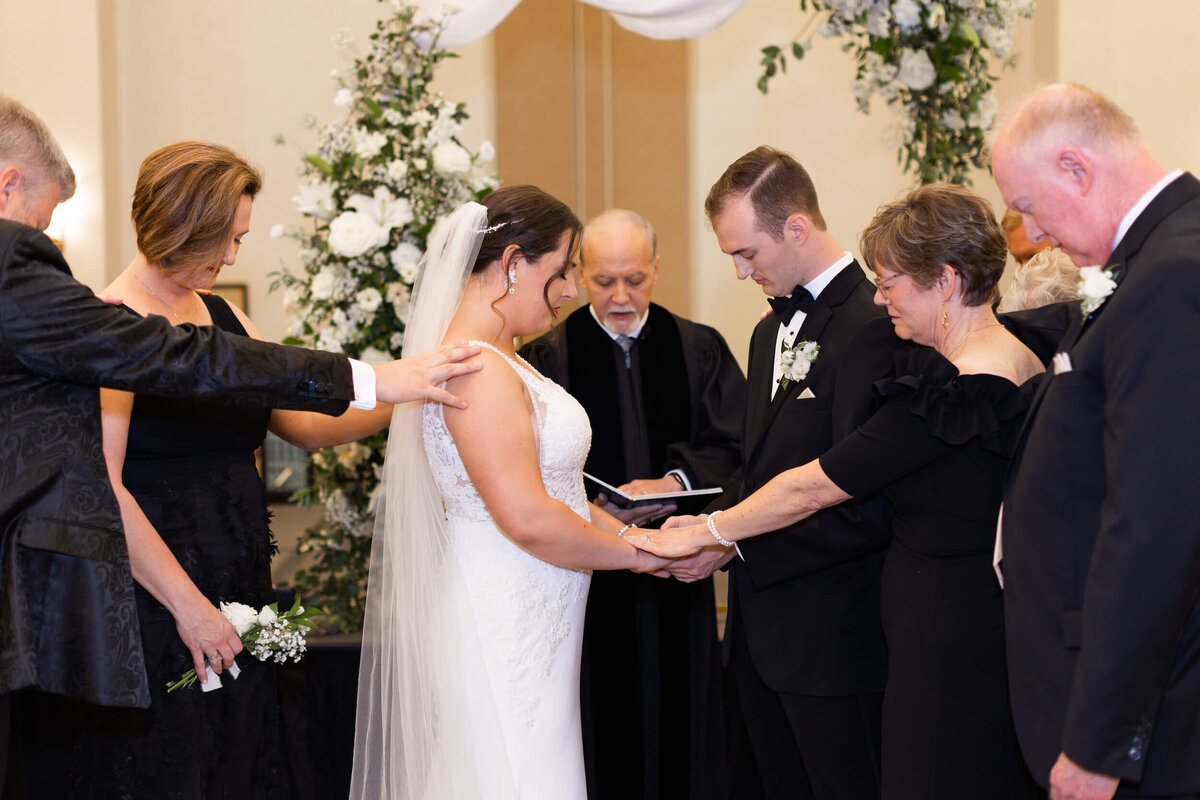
left=348, top=358, right=376, bottom=410
left=665, top=469, right=692, bottom=491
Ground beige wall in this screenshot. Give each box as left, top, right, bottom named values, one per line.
left=8, top=0, right=1198, bottom=356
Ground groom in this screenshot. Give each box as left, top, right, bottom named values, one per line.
left=994, top=84, right=1200, bottom=799
left=669, top=146, right=904, bottom=799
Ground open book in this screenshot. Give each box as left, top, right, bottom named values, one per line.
left=583, top=472, right=723, bottom=510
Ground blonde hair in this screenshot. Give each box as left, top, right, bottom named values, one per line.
left=132, top=141, right=262, bottom=272
left=997, top=248, right=1080, bottom=313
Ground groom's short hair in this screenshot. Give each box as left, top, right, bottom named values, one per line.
left=705, top=146, right=826, bottom=240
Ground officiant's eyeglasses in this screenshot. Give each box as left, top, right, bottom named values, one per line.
left=873, top=272, right=910, bottom=299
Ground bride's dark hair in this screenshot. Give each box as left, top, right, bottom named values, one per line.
left=472, top=184, right=582, bottom=315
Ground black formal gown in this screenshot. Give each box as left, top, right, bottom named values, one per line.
left=819, top=348, right=1038, bottom=799
left=72, top=294, right=285, bottom=799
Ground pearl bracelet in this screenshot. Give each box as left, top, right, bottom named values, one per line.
left=616, top=524, right=634, bottom=538
left=707, top=510, right=734, bottom=548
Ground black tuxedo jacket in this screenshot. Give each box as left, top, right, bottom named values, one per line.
left=722, top=262, right=907, bottom=695
left=0, top=221, right=355, bottom=708
left=1003, top=173, right=1200, bottom=794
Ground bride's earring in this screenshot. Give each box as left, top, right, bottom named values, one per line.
left=508, top=267, right=517, bottom=295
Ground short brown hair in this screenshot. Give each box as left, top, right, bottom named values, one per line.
left=860, top=183, right=1007, bottom=308
left=704, top=146, right=826, bottom=240
left=132, top=141, right=262, bottom=272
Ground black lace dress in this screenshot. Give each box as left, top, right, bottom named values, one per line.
left=73, top=293, right=285, bottom=799
left=819, top=348, right=1038, bottom=799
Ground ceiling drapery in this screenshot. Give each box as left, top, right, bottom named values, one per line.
left=419, top=0, right=747, bottom=46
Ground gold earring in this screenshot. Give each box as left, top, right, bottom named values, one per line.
left=941, top=304, right=949, bottom=330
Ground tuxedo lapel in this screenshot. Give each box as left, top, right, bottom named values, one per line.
left=744, top=317, right=782, bottom=451
left=753, top=301, right=833, bottom=442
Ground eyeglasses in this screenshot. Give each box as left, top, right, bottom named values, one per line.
left=873, top=272, right=910, bottom=300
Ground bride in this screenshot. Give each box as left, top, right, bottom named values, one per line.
left=350, top=186, right=672, bottom=799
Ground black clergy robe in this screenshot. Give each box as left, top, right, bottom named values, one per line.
left=521, top=303, right=745, bottom=800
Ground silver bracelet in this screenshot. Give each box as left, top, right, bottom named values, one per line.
left=616, top=523, right=634, bottom=538
left=707, top=510, right=734, bottom=548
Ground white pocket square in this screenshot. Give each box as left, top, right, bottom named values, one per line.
left=1052, top=352, right=1073, bottom=375
left=797, top=387, right=816, bottom=399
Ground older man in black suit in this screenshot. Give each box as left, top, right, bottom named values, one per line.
left=0, top=95, right=478, bottom=787
left=667, top=147, right=905, bottom=800
left=994, top=83, right=1200, bottom=800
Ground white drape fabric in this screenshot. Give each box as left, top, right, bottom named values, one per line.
left=349, top=202, right=513, bottom=799
left=420, top=0, right=747, bottom=46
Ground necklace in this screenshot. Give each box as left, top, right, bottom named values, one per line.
left=136, top=273, right=193, bottom=324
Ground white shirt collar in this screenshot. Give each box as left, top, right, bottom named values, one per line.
left=804, top=251, right=854, bottom=300
left=589, top=305, right=651, bottom=340
left=1113, top=169, right=1183, bottom=254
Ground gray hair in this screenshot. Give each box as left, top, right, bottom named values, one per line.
left=581, top=208, right=657, bottom=266
left=995, top=83, right=1143, bottom=161
left=997, top=248, right=1080, bottom=313
left=0, top=94, right=76, bottom=200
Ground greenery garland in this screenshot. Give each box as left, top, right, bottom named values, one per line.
left=272, top=0, right=496, bottom=632
left=759, top=0, right=1035, bottom=184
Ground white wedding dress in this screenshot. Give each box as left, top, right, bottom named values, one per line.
left=418, top=342, right=592, bottom=799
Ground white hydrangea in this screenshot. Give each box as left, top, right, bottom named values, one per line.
left=334, top=88, right=354, bottom=108
left=893, top=0, right=923, bottom=32
left=942, top=110, right=966, bottom=131
left=967, top=92, right=999, bottom=130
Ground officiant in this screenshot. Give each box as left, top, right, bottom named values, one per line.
left=521, top=208, right=744, bottom=800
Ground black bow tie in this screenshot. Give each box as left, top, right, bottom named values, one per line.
left=768, top=285, right=816, bottom=325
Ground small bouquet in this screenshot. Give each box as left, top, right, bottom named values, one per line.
left=167, top=595, right=321, bottom=693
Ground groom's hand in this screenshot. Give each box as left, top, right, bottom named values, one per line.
left=666, top=545, right=735, bottom=582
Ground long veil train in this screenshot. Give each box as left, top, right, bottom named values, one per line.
left=349, top=202, right=517, bottom=799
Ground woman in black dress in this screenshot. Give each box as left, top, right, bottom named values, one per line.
left=637, top=184, right=1044, bottom=798
left=75, top=141, right=396, bottom=798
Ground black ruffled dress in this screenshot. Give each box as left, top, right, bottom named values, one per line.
left=820, top=348, right=1037, bottom=799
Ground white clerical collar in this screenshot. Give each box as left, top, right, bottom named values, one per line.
left=590, top=305, right=650, bottom=340
left=804, top=251, right=855, bottom=299
left=1113, top=169, right=1183, bottom=253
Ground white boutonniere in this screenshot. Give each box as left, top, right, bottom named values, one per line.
left=1077, top=264, right=1119, bottom=321
left=779, top=339, right=820, bottom=391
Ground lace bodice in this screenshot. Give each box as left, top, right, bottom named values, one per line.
left=423, top=341, right=592, bottom=523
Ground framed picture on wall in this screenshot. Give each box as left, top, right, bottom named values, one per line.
left=211, top=283, right=248, bottom=312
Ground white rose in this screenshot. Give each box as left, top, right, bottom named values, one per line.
left=893, top=0, right=923, bottom=32
left=293, top=181, right=336, bottom=220
left=269, top=223, right=287, bottom=239
left=257, top=606, right=278, bottom=627
left=941, top=110, right=966, bottom=131
left=897, top=49, right=937, bottom=91
left=477, top=140, right=496, bottom=164
left=431, top=141, right=472, bottom=176
left=328, top=212, right=389, bottom=257
left=390, top=242, right=423, bottom=277
left=220, top=602, right=259, bottom=637
left=359, top=346, right=391, bottom=365
left=356, top=287, right=383, bottom=313
left=334, top=88, right=354, bottom=108
left=310, top=268, right=338, bottom=301
left=1078, top=266, right=1117, bottom=298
